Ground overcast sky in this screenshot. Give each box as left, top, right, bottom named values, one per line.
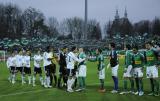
left=0, top=0, right=160, bottom=25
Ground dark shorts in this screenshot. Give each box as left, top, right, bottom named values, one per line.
left=67, top=69, right=76, bottom=77
left=24, top=67, right=31, bottom=74
left=10, top=66, right=16, bottom=71
left=59, top=66, right=67, bottom=75
left=16, top=67, right=23, bottom=73
left=34, top=67, right=42, bottom=74
left=50, top=64, right=56, bottom=74
left=45, top=64, right=52, bottom=75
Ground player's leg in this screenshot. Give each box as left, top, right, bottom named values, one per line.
left=134, top=68, right=139, bottom=95
left=120, top=77, right=128, bottom=94
left=111, top=65, right=119, bottom=93
left=39, top=68, right=43, bottom=86
left=82, top=65, right=86, bottom=90
left=82, top=77, right=86, bottom=89
left=32, top=67, right=37, bottom=86
left=147, top=66, right=155, bottom=95
left=138, top=77, right=144, bottom=96
left=120, top=67, right=129, bottom=95
left=58, top=67, right=63, bottom=88
left=44, top=65, right=51, bottom=88
left=137, top=68, right=144, bottom=96
left=11, top=67, right=16, bottom=84
left=67, top=69, right=74, bottom=92
left=153, top=78, right=159, bottom=96
left=129, top=77, right=135, bottom=94
left=152, top=66, right=159, bottom=96
left=76, top=76, right=83, bottom=91
left=62, top=69, right=67, bottom=87
left=98, top=68, right=106, bottom=93
left=21, top=67, right=26, bottom=84
left=8, top=67, right=12, bottom=82
left=53, top=65, right=57, bottom=87
left=27, top=68, right=32, bottom=85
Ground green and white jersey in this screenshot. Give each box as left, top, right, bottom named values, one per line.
left=97, top=54, right=105, bottom=71
left=145, top=48, right=158, bottom=66
left=132, top=52, right=144, bottom=68
left=78, top=52, right=86, bottom=65
left=125, top=50, right=132, bottom=68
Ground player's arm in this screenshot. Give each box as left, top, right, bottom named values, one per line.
left=73, top=54, right=85, bottom=63
left=6, top=58, right=10, bottom=69
left=140, top=53, right=145, bottom=70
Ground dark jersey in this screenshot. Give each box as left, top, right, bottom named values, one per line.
left=110, top=50, right=118, bottom=67
left=59, top=52, right=67, bottom=68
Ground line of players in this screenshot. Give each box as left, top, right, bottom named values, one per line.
left=6, top=46, right=87, bottom=92
left=104, top=42, right=160, bottom=96
left=6, top=42, right=160, bottom=96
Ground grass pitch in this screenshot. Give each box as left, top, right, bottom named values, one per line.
left=0, top=59, right=159, bottom=101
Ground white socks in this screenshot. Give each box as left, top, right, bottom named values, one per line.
left=21, top=75, right=26, bottom=84
left=46, top=77, right=50, bottom=87
left=32, top=76, right=36, bottom=86
left=28, top=76, right=31, bottom=85
left=11, top=74, right=15, bottom=84
left=39, top=77, right=43, bottom=85
left=67, top=78, right=75, bottom=90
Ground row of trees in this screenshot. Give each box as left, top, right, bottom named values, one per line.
left=0, top=3, right=102, bottom=40
left=0, top=3, right=160, bottom=40
left=104, top=16, right=160, bottom=38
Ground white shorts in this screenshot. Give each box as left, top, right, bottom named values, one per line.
left=146, top=66, right=158, bottom=78
left=133, top=68, right=143, bottom=78
left=111, top=65, right=119, bottom=77
left=123, top=65, right=133, bottom=77
left=99, top=68, right=105, bottom=79
left=78, top=65, right=87, bottom=77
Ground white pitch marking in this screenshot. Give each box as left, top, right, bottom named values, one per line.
left=0, top=89, right=52, bottom=98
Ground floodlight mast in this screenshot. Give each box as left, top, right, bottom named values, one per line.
left=83, top=0, right=88, bottom=40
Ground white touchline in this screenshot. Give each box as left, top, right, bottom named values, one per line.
left=0, top=89, right=52, bottom=98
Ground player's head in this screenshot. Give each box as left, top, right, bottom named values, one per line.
left=11, top=50, right=15, bottom=56
left=124, top=44, right=131, bottom=50
left=35, top=48, right=41, bottom=55
left=18, top=49, right=23, bottom=55
left=71, top=46, right=77, bottom=53
left=132, top=45, right=138, bottom=54
left=62, top=46, right=68, bottom=53
left=79, top=48, right=83, bottom=53
left=46, top=46, right=53, bottom=52
left=96, top=48, right=102, bottom=55
left=145, top=42, right=153, bottom=50
left=26, top=50, right=31, bottom=56
left=109, top=42, right=115, bottom=50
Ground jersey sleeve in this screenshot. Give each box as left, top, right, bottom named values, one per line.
left=72, top=54, right=85, bottom=63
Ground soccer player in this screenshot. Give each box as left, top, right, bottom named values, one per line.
left=66, top=46, right=85, bottom=92
left=109, top=43, right=119, bottom=93
left=90, top=48, right=106, bottom=93
left=6, top=51, right=16, bottom=84
left=145, top=42, right=159, bottom=96
left=120, top=44, right=135, bottom=94
left=16, top=50, right=26, bottom=84
left=50, top=47, right=58, bottom=87
left=132, top=45, right=144, bottom=96
left=33, top=49, right=43, bottom=86
left=23, top=50, right=32, bottom=85
left=58, top=46, right=68, bottom=88
left=76, top=48, right=87, bottom=92
left=43, top=46, right=53, bottom=88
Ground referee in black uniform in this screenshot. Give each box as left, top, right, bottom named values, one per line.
left=57, top=46, right=68, bottom=88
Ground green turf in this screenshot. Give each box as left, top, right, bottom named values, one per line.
left=0, top=59, right=159, bottom=101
